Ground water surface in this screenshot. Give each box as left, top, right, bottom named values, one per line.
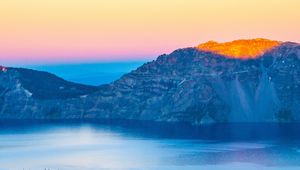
left=1, top=121, right=300, bottom=170
left=27, top=62, right=145, bottom=85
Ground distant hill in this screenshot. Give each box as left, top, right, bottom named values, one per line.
left=0, top=67, right=99, bottom=100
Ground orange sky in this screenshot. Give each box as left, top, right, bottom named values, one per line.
left=0, top=0, right=299, bottom=64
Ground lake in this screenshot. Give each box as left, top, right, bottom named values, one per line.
left=26, top=62, right=145, bottom=85
left=1, top=120, right=300, bottom=170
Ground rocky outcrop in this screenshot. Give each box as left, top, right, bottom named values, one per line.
left=0, top=39, right=300, bottom=124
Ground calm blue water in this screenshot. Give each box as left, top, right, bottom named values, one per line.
left=1, top=121, right=300, bottom=170
left=26, top=62, right=145, bottom=85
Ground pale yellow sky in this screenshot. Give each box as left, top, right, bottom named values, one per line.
left=0, top=0, right=299, bottom=63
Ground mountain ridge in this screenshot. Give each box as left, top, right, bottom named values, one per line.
left=0, top=39, right=300, bottom=124
left=197, top=38, right=281, bottom=59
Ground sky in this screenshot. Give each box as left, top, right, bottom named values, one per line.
left=0, top=0, right=300, bottom=65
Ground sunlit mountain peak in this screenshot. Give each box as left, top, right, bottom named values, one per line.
left=197, top=38, right=281, bottom=59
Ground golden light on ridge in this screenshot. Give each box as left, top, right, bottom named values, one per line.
left=197, top=38, right=281, bottom=59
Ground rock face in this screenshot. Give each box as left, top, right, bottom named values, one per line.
left=0, top=39, right=300, bottom=124
left=197, top=38, right=281, bottom=59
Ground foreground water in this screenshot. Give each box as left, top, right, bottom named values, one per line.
left=1, top=121, right=300, bottom=170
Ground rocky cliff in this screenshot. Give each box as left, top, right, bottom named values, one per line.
left=1, top=39, right=300, bottom=124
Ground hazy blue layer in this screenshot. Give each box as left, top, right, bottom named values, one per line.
left=1, top=122, right=300, bottom=170
left=25, top=62, right=145, bottom=85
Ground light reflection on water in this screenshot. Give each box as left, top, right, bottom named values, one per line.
left=0, top=121, right=300, bottom=170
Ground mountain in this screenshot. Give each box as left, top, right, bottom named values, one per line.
left=1, top=39, right=300, bottom=124
left=0, top=67, right=99, bottom=118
